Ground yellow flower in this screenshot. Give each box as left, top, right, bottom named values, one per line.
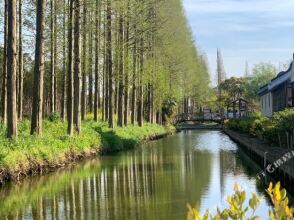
left=274, top=182, right=281, bottom=201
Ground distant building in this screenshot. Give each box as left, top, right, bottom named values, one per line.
left=226, top=98, right=248, bottom=119
left=257, top=57, right=294, bottom=116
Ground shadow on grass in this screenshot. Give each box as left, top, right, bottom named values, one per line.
left=93, top=127, right=138, bottom=154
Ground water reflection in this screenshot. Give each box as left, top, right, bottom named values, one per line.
left=0, top=130, right=271, bottom=219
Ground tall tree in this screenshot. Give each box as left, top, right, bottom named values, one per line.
left=6, top=0, right=18, bottom=138
left=18, top=0, right=23, bottom=120
left=50, top=0, right=57, bottom=113
left=61, top=0, right=67, bottom=121
left=117, top=14, right=124, bottom=127
left=1, top=0, right=8, bottom=125
left=94, top=0, right=101, bottom=122
left=31, top=0, right=46, bottom=135
left=67, top=0, right=74, bottom=136
left=73, top=0, right=81, bottom=133
left=131, top=37, right=136, bottom=125
left=106, top=0, right=113, bottom=128
left=88, top=9, right=93, bottom=114
left=137, top=37, right=144, bottom=127
left=123, top=4, right=130, bottom=126
left=81, top=0, right=87, bottom=120
left=104, top=7, right=109, bottom=121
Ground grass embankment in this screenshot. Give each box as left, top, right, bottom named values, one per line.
left=225, top=108, right=294, bottom=148
left=0, top=117, right=172, bottom=183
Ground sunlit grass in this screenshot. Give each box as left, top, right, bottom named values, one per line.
left=0, top=114, right=171, bottom=180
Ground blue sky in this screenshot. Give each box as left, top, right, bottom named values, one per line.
left=182, top=0, right=294, bottom=84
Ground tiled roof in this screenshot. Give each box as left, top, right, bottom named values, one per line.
left=257, top=61, right=293, bottom=96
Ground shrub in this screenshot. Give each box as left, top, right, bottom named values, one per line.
left=47, top=112, right=62, bottom=122
left=225, top=116, right=261, bottom=136
left=226, top=108, right=294, bottom=147
left=187, top=182, right=294, bottom=220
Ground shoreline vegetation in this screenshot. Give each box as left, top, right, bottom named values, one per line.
left=225, top=108, right=294, bottom=148
left=223, top=109, right=294, bottom=195
left=188, top=182, right=294, bottom=220
left=0, top=0, right=211, bottom=188
left=0, top=115, right=174, bottom=185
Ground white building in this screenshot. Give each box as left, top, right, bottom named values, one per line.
left=257, top=58, right=294, bottom=116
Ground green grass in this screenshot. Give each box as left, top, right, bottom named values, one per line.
left=0, top=116, right=171, bottom=181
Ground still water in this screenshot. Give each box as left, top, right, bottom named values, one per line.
left=0, top=130, right=272, bottom=219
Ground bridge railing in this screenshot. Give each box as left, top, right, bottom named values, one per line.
left=175, top=113, right=223, bottom=123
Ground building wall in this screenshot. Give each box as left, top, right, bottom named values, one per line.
left=260, top=92, right=273, bottom=116
left=272, top=84, right=287, bottom=112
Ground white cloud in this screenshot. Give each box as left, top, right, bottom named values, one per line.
left=183, top=0, right=294, bottom=14
left=182, top=0, right=294, bottom=79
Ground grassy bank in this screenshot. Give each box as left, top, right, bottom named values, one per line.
left=225, top=108, right=294, bottom=148
left=0, top=118, right=172, bottom=183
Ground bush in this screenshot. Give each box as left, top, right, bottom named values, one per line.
left=225, top=108, right=294, bottom=147
left=225, top=116, right=260, bottom=136
left=47, top=112, right=62, bottom=122
left=187, top=182, right=294, bottom=220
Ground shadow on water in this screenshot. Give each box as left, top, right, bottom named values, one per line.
left=235, top=146, right=294, bottom=205
left=0, top=130, right=276, bottom=219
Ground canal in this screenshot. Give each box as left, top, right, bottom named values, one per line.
left=0, top=130, right=272, bottom=219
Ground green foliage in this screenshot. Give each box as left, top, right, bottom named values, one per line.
left=155, top=0, right=212, bottom=107
left=187, top=182, right=293, bottom=220
left=267, top=182, right=294, bottom=219
left=97, top=122, right=168, bottom=152
left=162, top=96, right=178, bottom=124
left=220, top=77, right=247, bottom=102
left=246, top=63, right=277, bottom=100
left=225, top=108, right=294, bottom=147
left=225, top=116, right=261, bottom=137
left=47, top=112, right=62, bottom=122
left=218, top=63, right=276, bottom=111
left=0, top=119, right=170, bottom=177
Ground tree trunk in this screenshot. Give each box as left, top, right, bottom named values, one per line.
left=1, top=0, right=7, bottom=125
left=103, top=6, right=108, bottom=121
left=146, top=82, right=151, bottom=122
left=137, top=38, right=144, bottom=127
left=94, top=0, right=101, bottom=122
left=150, top=84, right=154, bottom=123
left=67, top=0, right=74, bottom=136
left=31, top=0, right=46, bottom=136
left=7, top=0, right=17, bottom=138
left=81, top=0, right=87, bottom=120
left=117, top=15, right=124, bottom=127
left=123, top=12, right=129, bottom=126
left=106, top=0, right=113, bottom=128
left=113, top=22, right=119, bottom=117
left=61, top=0, right=67, bottom=121
left=102, top=46, right=105, bottom=121
left=18, top=0, right=23, bottom=120
left=131, top=38, right=136, bottom=125
left=88, top=10, right=93, bottom=113
left=73, top=0, right=81, bottom=133
left=50, top=0, right=56, bottom=113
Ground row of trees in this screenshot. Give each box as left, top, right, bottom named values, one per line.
left=0, top=0, right=211, bottom=139
left=217, top=62, right=277, bottom=113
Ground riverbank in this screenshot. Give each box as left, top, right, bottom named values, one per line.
left=224, top=128, right=294, bottom=194
left=0, top=119, right=173, bottom=185
left=0, top=129, right=274, bottom=219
